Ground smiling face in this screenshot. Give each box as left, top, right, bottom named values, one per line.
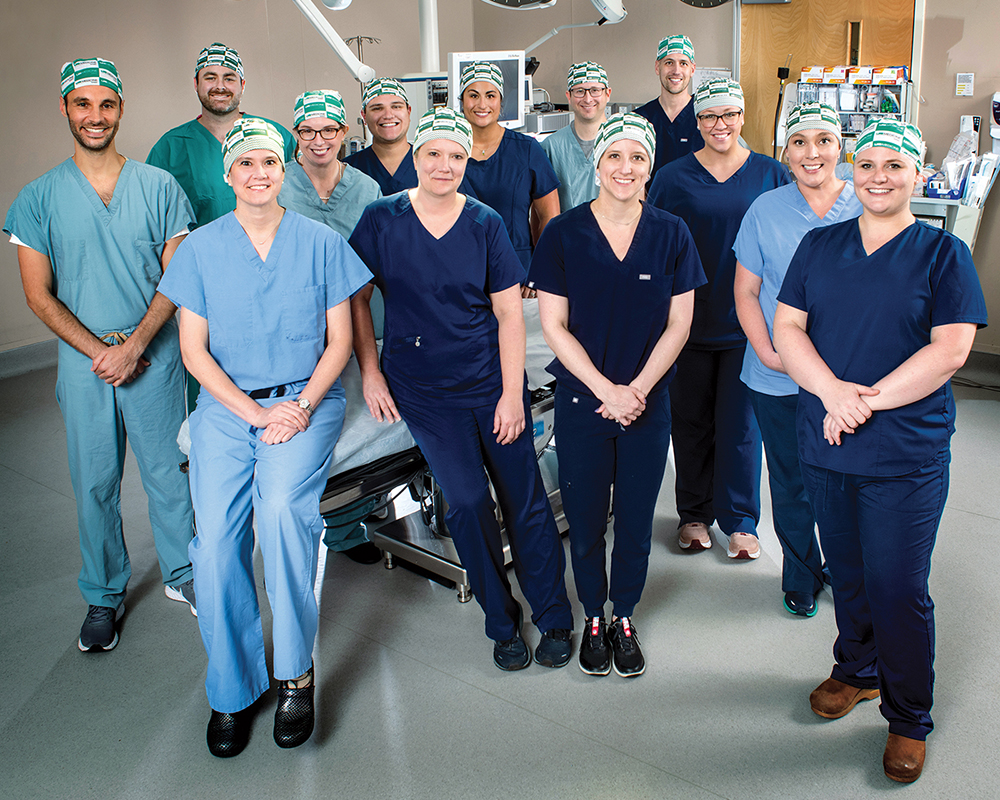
left=697, top=105, right=744, bottom=154
left=567, top=82, right=610, bottom=125
left=362, top=95, right=411, bottom=146
left=195, top=66, right=243, bottom=116
left=656, top=54, right=696, bottom=96
left=597, top=139, right=651, bottom=203
left=227, top=149, right=284, bottom=209
left=62, top=85, right=122, bottom=153
left=413, top=138, right=468, bottom=198
left=853, top=146, right=919, bottom=217
left=786, top=128, right=842, bottom=189
left=295, top=117, right=348, bottom=169
left=461, top=81, right=502, bottom=130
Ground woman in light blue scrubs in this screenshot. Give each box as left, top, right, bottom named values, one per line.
left=349, top=107, right=573, bottom=673
left=157, top=118, right=372, bottom=758
left=733, top=104, right=862, bottom=617
left=531, top=112, right=703, bottom=679
left=774, top=120, right=987, bottom=783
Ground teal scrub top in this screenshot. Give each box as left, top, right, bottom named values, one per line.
left=147, top=116, right=295, bottom=228
left=3, top=158, right=194, bottom=332
left=277, top=160, right=382, bottom=240
left=540, top=124, right=598, bottom=212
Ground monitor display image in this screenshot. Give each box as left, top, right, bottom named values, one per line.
left=447, top=50, right=526, bottom=130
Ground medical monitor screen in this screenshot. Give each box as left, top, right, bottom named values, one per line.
left=448, top=50, right=526, bottom=129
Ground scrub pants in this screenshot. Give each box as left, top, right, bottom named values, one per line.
left=395, top=388, right=573, bottom=642
left=801, top=449, right=950, bottom=741
left=749, top=390, right=823, bottom=594
left=555, top=387, right=671, bottom=619
left=188, top=381, right=345, bottom=713
left=669, top=346, right=762, bottom=536
left=55, top=321, right=194, bottom=609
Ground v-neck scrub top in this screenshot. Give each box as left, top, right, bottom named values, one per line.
left=157, top=211, right=372, bottom=391
left=528, top=203, right=706, bottom=397
left=648, top=151, right=791, bottom=348
left=634, top=97, right=703, bottom=178
left=540, top=124, right=599, bottom=212
left=344, top=144, right=479, bottom=199
left=734, top=182, right=862, bottom=396
left=278, top=160, right=382, bottom=240
left=462, top=129, right=560, bottom=272
left=349, top=193, right=525, bottom=408
left=147, top=116, right=296, bottom=228
left=778, top=220, right=987, bottom=476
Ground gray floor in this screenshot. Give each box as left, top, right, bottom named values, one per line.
left=2, top=361, right=998, bottom=800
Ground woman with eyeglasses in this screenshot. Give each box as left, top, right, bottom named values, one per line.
left=278, top=90, right=384, bottom=564
left=647, top=78, right=790, bottom=561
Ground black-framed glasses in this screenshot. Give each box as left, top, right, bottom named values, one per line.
left=296, top=126, right=343, bottom=140
left=697, top=111, right=742, bottom=126
left=569, top=86, right=607, bottom=99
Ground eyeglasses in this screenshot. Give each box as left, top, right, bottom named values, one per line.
left=697, top=111, right=742, bottom=126
left=297, top=126, right=343, bottom=140
left=569, top=86, right=607, bottom=99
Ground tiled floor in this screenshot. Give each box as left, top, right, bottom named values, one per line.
left=1, top=361, right=997, bottom=800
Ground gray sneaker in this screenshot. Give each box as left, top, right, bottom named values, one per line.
left=78, top=604, right=125, bottom=652
left=165, top=579, right=197, bottom=616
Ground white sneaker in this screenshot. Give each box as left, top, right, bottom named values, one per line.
left=165, top=580, right=197, bottom=616
left=727, top=533, right=760, bottom=560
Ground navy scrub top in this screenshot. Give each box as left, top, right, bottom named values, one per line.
left=634, top=98, right=703, bottom=179
left=647, top=151, right=791, bottom=349
left=778, top=220, right=988, bottom=477
left=528, top=202, right=706, bottom=398
left=349, top=193, right=525, bottom=408
left=462, top=129, right=560, bottom=273
left=344, top=144, right=479, bottom=200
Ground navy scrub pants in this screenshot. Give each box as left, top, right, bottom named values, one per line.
left=395, top=389, right=573, bottom=642
left=668, top=346, right=762, bottom=536
left=749, top=390, right=824, bottom=594
left=555, top=387, right=671, bottom=619
left=801, top=449, right=950, bottom=741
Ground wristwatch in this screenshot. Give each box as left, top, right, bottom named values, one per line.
left=296, top=397, right=313, bottom=415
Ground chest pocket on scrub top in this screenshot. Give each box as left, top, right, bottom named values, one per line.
left=134, top=240, right=165, bottom=282
left=281, top=285, right=327, bottom=342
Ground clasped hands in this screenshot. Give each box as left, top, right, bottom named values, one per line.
left=821, top=380, right=880, bottom=445
left=596, top=382, right=646, bottom=426
left=252, top=400, right=312, bottom=445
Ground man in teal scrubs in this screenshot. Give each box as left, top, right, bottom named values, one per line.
left=4, top=59, right=197, bottom=652
left=147, top=43, right=295, bottom=228
left=540, top=61, right=611, bottom=212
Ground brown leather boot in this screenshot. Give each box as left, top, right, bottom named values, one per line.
left=883, top=732, right=925, bottom=783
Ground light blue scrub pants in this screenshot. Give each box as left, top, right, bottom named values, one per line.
left=55, top=320, right=194, bottom=608
left=188, top=380, right=345, bottom=713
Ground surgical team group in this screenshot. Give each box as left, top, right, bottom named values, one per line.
left=4, top=31, right=986, bottom=783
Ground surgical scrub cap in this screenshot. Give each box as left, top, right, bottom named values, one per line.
left=854, top=119, right=924, bottom=170
left=293, top=90, right=346, bottom=128
left=361, top=78, right=409, bottom=110
left=459, top=62, right=504, bottom=98
left=592, top=111, right=657, bottom=185
left=657, top=35, right=695, bottom=62
left=222, top=117, right=286, bottom=177
left=412, top=106, right=473, bottom=157
left=693, top=78, right=744, bottom=116
left=786, top=103, right=842, bottom=144
left=567, top=61, right=609, bottom=91
left=60, top=58, right=123, bottom=99
left=196, top=42, right=244, bottom=80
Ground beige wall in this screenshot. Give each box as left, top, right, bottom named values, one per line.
left=916, top=1, right=1000, bottom=352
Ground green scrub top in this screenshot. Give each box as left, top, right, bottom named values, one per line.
left=540, top=123, right=598, bottom=212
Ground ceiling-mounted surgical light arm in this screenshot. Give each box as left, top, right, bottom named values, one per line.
left=290, top=0, right=377, bottom=84
left=517, top=0, right=626, bottom=55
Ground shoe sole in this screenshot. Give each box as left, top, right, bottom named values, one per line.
left=494, top=656, right=530, bottom=671
left=78, top=604, right=125, bottom=652
left=612, top=661, right=645, bottom=678
left=728, top=547, right=761, bottom=559
left=164, top=585, right=198, bottom=617
left=811, top=688, right=880, bottom=719
left=679, top=539, right=711, bottom=551
left=783, top=597, right=818, bottom=617
left=534, top=653, right=571, bottom=668
left=579, top=659, right=611, bottom=676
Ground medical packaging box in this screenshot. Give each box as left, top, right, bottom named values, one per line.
left=800, top=66, right=826, bottom=83
left=823, top=66, right=849, bottom=83
left=873, top=67, right=908, bottom=85
left=847, top=67, right=873, bottom=84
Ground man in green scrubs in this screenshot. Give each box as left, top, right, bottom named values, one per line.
left=147, top=43, right=295, bottom=228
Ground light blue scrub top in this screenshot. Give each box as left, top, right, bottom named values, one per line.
left=278, top=160, right=382, bottom=240
left=3, top=158, right=194, bottom=332
left=540, top=124, right=598, bottom=212
left=157, top=211, right=372, bottom=392
left=734, top=181, right=862, bottom=396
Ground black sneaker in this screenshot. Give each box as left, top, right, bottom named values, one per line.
left=78, top=604, right=125, bottom=652
left=493, top=634, right=530, bottom=671
left=578, top=616, right=611, bottom=676
left=534, top=628, right=572, bottom=668
left=608, top=616, right=645, bottom=677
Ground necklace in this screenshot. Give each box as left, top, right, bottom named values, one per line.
left=239, top=212, right=283, bottom=245
left=593, top=205, right=642, bottom=226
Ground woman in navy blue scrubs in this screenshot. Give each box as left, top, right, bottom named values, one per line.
left=530, top=112, right=703, bottom=678
left=774, top=120, right=987, bottom=783
left=648, top=78, right=791, bottom=559
left=349, top=107, right=574, bottom=672
left=458, top=61, right=560, bottom=274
